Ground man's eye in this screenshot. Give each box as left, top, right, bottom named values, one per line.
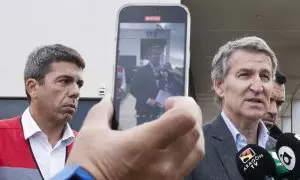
left=261, top=75, right=270, bottom=82
left=238, top=73, right=248, bottom=78
left=59, top=79, right=69, bottom=84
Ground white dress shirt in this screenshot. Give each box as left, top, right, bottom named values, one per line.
left=21, top=108, right=75, bottom=180
left=221, top=111, right=269, bottom=151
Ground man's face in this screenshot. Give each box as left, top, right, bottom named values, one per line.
left=34, top=61, right=83, bottom=123
left=214, top=50, right=273, bottom=121
left=148, top=45, right=163, bottom=66
left=262, top=82, right=285, bottom=129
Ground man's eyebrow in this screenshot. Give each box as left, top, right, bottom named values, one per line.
left=260, top=68, right=271, bottom=74
left=237, top=68, right=251, bottom=72
left=77, top=79, right=84, bottom=87
left=56, top=75, right=84, bottom=85
left=57, top=74, right=73, bottom=78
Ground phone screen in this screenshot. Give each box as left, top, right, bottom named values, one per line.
left=113, top=5, right=190, bottom=130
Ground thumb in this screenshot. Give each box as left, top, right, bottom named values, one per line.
left=133, top=108, right=195, bottom=149
left=81, top=95, right=114, bottom=130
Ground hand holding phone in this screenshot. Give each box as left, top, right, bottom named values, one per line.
left=112, top=4, right=191, bottom=130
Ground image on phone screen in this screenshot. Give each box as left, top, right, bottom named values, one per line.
left=113, top=5, right=190, bottom=130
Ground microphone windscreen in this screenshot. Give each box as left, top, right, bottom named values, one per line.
left=276, top=133, right=300, bottom=177
left=236, top=144, right=276, bottom=180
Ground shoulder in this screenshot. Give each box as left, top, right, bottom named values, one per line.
left=202, top=122, right=212, bottom=132
left=132, top=65, right=149, bottom=77
left=202, top=117, right=218, bottom=136
left=0, top=116, right=22, bottom=129
left=265, top=135, right=277, bottom=150
left=140, top=64, right=152, bottom=71
left=0, top=117, right=24, bottom=144
left=72, top=130, right=78, bottom=137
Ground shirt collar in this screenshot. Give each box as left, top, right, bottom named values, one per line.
left=221, top=111, right=269, bottom=148
left=257, top=119, right=269, bottom=148
left=21, top=107, right=75, bottom=144
left=21, top=107, right=42, bottom=140
left=221, top=111, right=240, bottom=143
left=149, top=62, right=161, bottom=71
left=61, top=122, right=75, bottom=144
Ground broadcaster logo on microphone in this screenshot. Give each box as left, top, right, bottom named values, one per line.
left=239, top=148, right=256, bottom=163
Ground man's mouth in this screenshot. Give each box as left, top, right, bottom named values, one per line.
left=262, top=119, right=275, bottom=128
left=262, top=118, right=274, bottom=123
left=246, top=98, right=263, bottom=103
left=63, top=104, right=76, bottom=112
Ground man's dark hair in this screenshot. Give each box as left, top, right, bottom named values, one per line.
left=275, top=70, right=287, bottom=85
left=24, top=44, right=86, bottom=101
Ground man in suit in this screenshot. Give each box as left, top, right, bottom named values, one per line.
left=185, top=36, right=278, bottom=180
left=262, top=70, right=287, bottom=140
left=130, top=43, right=167, bottom=125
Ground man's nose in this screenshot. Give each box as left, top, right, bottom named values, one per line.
left=68, top=83, right=80, bottom=99
left=250, top=76, right=263, bottom=93
left=268, top=101, right=278, bottom=116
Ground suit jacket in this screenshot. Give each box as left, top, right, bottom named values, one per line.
left=130, top=64, right=164, bottom=115
left=269, top=125, right=283, bottom=140
left=185, top=115, right=277, bottom=180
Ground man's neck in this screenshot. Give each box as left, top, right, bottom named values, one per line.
left=29, top=106, right=65, bottom=147
left=149, top=61, right=160, bottom=68
left=223, top=109, right=259, bottom=144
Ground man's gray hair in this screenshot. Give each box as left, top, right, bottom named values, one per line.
left=211, top=36, right=278, bottom=106
left=24, top=44, right=85, bottom=100
left=211, top=36, right=277, bottom=82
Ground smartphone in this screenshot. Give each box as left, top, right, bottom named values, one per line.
left=112, top=4, right=191, bottom=130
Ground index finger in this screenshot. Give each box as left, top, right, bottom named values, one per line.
left=81, top=95, right=114, bottom=130
left=128, top=97, right=202, bottom=149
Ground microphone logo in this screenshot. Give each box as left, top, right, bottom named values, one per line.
left=278, top=146, right=296, bottom=170
left=239, top=147, right=264, bottom=171
left=239, top=148, right=255, bottom=163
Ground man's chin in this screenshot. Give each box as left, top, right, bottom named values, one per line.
left=243, top=111, right=264, bottom=121
left=262, top=120, right=274, bottom=129
left=60, top=113, right=74, bottom=122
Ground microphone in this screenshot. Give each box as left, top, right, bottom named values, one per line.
left=267, top=151, right=290, bottom=179
left=276, top=133, right=300, bottom=178
left=236, top=144, right=277, bottom=180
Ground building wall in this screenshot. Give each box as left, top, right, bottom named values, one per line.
left=0, top=0, right=180, bottom=98
left=0, top=0, right=181, bottom=130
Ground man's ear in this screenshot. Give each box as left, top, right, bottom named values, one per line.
left=25, top=79, right=39, bottom=100
left=213, top=79, right=225, bottom=99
